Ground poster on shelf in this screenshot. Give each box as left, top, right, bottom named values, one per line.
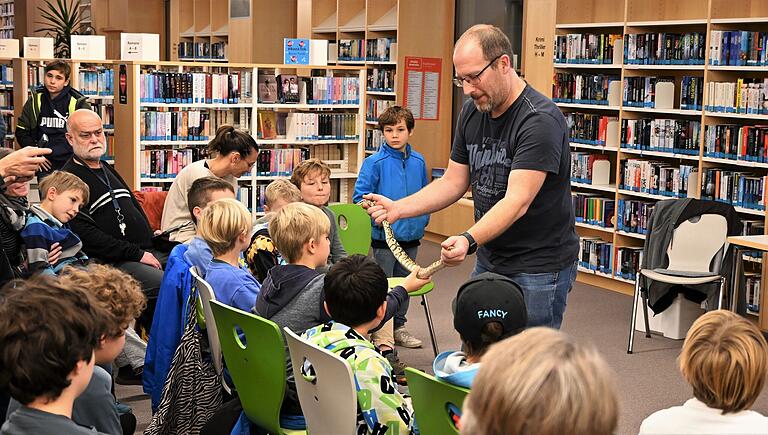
left=71, top=35, right=106, bottom=60
left=120, top=33, right=159, bottom=61
left=23, top=37, right=54, bottom=58
left=403, top=56, right=441, bottom=121
left=0, top=39, right=19, bottom=58
left=284, top=38, right=310, bottom=65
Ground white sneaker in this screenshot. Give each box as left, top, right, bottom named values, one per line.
left=394, top=326, right=423, bottom=348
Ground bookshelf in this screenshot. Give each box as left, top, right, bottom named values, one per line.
left=170, top=0, right=297, bottom=63
left=0, top=57, right=12, bottom=148
left=112, top=61, right=366, bottom=217
left=0, top=0, right=13, bottom=39
left=524, top=0, right=768, bottom=329
left=297, top=0, right=456, bottom=196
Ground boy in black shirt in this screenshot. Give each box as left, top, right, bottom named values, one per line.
left=16, top=60, right=90, bottom=176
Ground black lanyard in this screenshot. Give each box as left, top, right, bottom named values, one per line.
left=73, top=156, right=126, bottom=236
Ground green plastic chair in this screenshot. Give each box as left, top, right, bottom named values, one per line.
left=405, top=367, right=469, bottom=435
left=388, top=277, right=439, bottom=357
left=209, top=300, right=306, bottom=435
left=327, top=203, right=372, bottom=256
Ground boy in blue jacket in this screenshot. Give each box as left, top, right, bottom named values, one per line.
left=353, top=106, right=429, bottom=350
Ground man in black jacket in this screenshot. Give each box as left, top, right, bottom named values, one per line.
left=16, top=60, right=90, bottom=177
left=61, top=109, right=163, bottom=296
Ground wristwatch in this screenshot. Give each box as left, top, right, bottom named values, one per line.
left=460, top=231, right=478, bottom=255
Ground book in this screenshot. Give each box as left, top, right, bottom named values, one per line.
left=284, top=38, right=310, bottom=65
left=258, top=73, right=278, bottom=103
left=277, top=74, right=300, bottom=103
left=258, top=111, right=278, bottom=139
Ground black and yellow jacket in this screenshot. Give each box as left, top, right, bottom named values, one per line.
left=15, top=85, right=90, bottom=163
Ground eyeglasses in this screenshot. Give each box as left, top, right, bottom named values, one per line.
left=453, top=54, right=503, bottom=88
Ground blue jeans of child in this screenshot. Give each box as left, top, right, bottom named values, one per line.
left=373, top=246, right=418, bottom=329
left=472, top=260, right=578, bottom=329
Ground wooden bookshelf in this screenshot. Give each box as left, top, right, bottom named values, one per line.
left=524, top=0, right=768, bottom=326
left=112, top=61, right=366, bottom=217
left=170, top=0, right=297, bottom=63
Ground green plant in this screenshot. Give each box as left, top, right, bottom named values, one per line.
left=35, top=0, right=86, bottom=58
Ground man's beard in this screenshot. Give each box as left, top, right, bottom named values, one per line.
left=472, top=93, right=494, bottom=113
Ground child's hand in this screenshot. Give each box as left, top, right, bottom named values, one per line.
left=402, top=267, right=431, bottom=293
left=47, top=243, right=61, bottom=264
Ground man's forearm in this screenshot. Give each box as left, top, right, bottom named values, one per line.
left=397, top=176, right=467, bottom=219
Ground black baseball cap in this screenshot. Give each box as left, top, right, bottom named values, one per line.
left=452, top=272, right=527, bottom=344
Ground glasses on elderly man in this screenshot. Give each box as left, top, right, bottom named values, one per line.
left=453, top=54, right=503, bottom=88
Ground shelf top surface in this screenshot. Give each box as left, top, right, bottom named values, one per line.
left=728, top=235, right=768, bottom=251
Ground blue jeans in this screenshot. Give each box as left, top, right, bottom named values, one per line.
left=472, top=260, right=577, bottom=329
left=373, top=246, right=417, bottom=328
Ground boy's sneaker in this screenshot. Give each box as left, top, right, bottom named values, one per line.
left=381, top=348, right=408, bottom=386
left=115, top=365, right=143, bottom=385
left=394, top=327, right=423, bottom=348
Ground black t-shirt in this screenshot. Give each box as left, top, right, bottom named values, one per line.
left=451, top=85, right=578, bottom=274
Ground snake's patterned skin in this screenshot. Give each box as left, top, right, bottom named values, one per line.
left=358, top=200, right=445, bottom=278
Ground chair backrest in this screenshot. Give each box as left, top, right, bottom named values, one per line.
left=209, top=300, right=287, bottom=435
left=283, top=327, right=357, bottom=435
left=405, top=367, right=469, bottom=435
left=667, top=214, right=728, bottom=273
left=189, top=266, right=222, bottom=375
left=327, top=203, right=371, bottom=256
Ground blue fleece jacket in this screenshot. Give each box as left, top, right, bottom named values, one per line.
left=204, top=259, right=261, bottom=312
left=353, top=142, right=429, bottom=242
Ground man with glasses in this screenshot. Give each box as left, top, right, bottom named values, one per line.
left=365, top=24, right=578, bottom=329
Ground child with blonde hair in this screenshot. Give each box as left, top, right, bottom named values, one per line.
left=462, top=328, right=619, bottom=435
left=640, top=310, right=768, bottom=434
left=199, top=198, right=260, bottom=311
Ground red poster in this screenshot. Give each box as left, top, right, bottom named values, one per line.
left=403, top=56, right=442, bottom=121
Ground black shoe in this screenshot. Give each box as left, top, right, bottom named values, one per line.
left=115, top=365, right=143, bottom=386
left=381, top=349, right=408, bottom=386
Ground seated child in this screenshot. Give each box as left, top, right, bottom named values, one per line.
left=639, top=310, right=768, bottom=434
left=302, top=254, right=417, bottom=434
left=433, top=272, right=527, bottom=388
left=254, top=204, right=428, bottom=416
left=461, top=328, right=619, bottom=435
left=199, top=198, right=260, bottom=312
left=290, top=159, right=346, bottom=269
left=21, top=170, right=89, bottom=274
left=7, top=264, right=147, bottom=435
left=0, top=276, right=110, bottom=435
left=245, top=179, right=302, bottom=282
left=145, top=176, right=235, bottom=412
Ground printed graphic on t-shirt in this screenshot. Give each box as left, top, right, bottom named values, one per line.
left=39, top=116, right=66, bottom=129
left=467, top=137, right=512, bottom=217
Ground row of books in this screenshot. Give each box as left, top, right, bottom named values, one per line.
left=78, top=67, right=114, bottom=96
left=209, top=108, right=251, bottom=132
left=617, top=198, right=654, bottom=235
left=140, top=109, right=211, bottom=141
left=623, top=32, right=706, bottom=65
left=552, top=73, right=619, bottom=105
left=615, top=247, right=643, bottom=281
left=256, top=148, right=311, bottom=176
left=0, top=92, right=11, bottom=110
left=178, top=41, right=227, bottom=61
left=102, top=135, right=115, bottom=161
left=338, top=39, right=366, bottom=61
left=139, top=71, right=253, bottom=104
left=27, top=64, right=46, bottom=88
left=700, top=169, right=767, bottom=211
left=366, top=98, right=394, bottom=122
left=368, top=68, right=395, bottom=92
left=566, top=113, right=618, bottom=146
left=2, top=113, right=12, bottom=135
left=258, top=112, right=358, bottom=141
left=620, top=118, right=701, bottom=155
left=237, top=186, right=255, bottom=212
left=619, top=159, right=696, bottom=197
left=745, top=274, right=762, bottom=314
left=572, top=193, right=615, bottom=228
left=742, top=220, right=765, bottom=236
left=553, top=33, right=621, bottom=64
left=570, top=152, right=609, bottom=184
left=709, top=31, right=768, bottom=66
left=365, top=129, right=385, bottom=152
left=704, top=124, right=768, bottom=162
left=140, top=147, right=209, bottom=179
left=258, top=73, right=361, bottom=105
left=0, top=2, right=13, bottom=14
left=704, top=79, right=768, bottom=115
left=90, top=103, right=114, bottom=129
left=0, top=65, right=12, bottom=84
left=366, top=38, right=397, bottom=62
left=579, top=237, right=613, bottom=274
left=679, top=76, right=705, bottom=111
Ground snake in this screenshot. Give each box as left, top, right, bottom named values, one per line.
left=357, top=199, right=445, bottom=278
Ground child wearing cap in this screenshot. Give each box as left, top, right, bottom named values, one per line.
left=433, top=272, right=527, bottom=388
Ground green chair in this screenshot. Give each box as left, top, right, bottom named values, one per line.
left=388, top=277, right=439, bottom=357
left=209, top=300, right=306, bottom=435
left=405, top=367, right=469, bottom=435
left=328, top=203, right=372, bottom=256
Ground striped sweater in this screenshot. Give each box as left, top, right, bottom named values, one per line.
left=20, top=204, right=88, bottom=275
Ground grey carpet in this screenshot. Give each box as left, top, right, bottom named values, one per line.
left=119, top=240, right=768, bottom=435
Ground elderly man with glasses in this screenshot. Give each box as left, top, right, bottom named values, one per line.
left=365, top=24, right=578, bottom=329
